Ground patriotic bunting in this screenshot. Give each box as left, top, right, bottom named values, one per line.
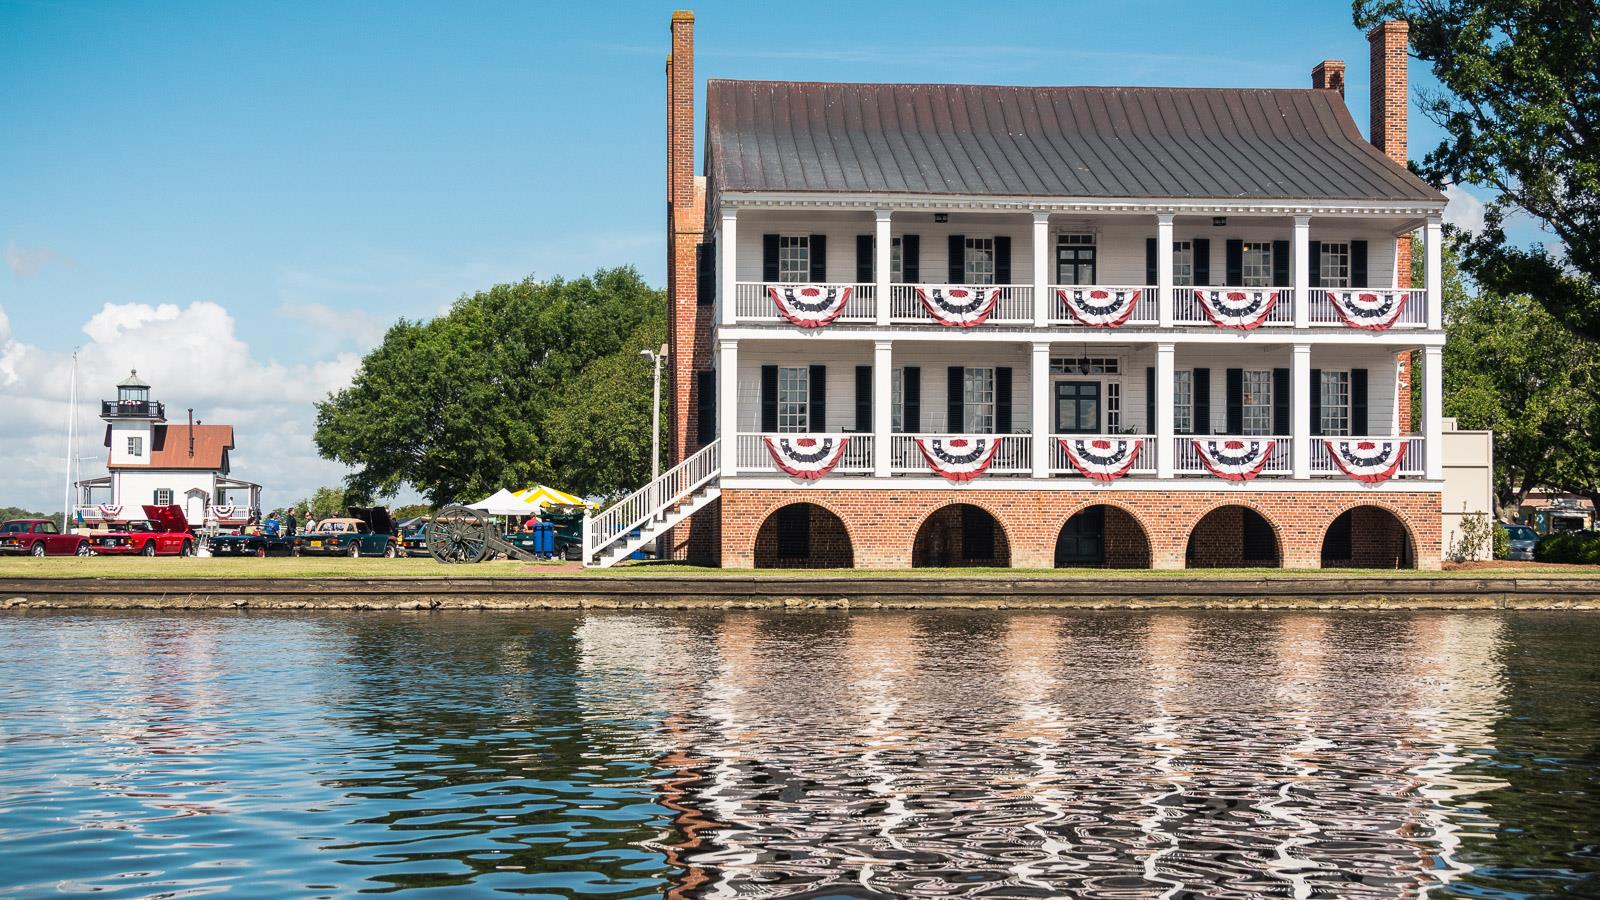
left=211, top=504, right=238, bottom=519
left=916, top=285, right=1000, bottom=328
left=1193, top=438, right=1276, bottom=481
left=1058, top=437, right=1143, bottom=481
left=915, top=436, right=1001, bottom=481
left=1193, top=289, right=1278, bottom=330
left=1324, top=290, right=1410, bottom=331
left=764, top=435, right=850, bottom=479
left=768, top=284, right=853, bottom=328
left=1324, top=439, right=1408, bottom=484
left=1057, top=288, right=1141, bottom=328
left=96, top=504, right=123, bottom=519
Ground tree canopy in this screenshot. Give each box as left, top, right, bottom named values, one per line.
left=1354, top=0, right=1600, bottom=339
left=314, top=267, right=665, bottom=506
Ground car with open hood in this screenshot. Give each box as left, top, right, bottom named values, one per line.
left=88, top=505, right=195, bottom=557
left=294, top=506, right=397, bottom=558
left=0, top=519, right=90, bottom=557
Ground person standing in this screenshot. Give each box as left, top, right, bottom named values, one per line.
left=284, top=508, right=298, bottom=538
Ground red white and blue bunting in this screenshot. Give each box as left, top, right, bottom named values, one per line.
left=764, top=435, right=850, bottom=479
left=1194, top=289, right=1278, bottom=330
left=916, top=285, right=1000, bottom=328
left=211, top=504, right=238, bottom=520
left=1193, top=438, right=1276, bottom=481
left=1057, top=288, right=1141, bottom=328
left=915, top=436, right=1001, bottom=481
left=1324, top=438, right=1408, bottom=484
left=96, top=504, right=123, bottom=520
left=768, top=284, right=853, bottom=328
left=1058, top=437, right=1142, bottom=481
left=1324, top=290, right=1409, bottom=331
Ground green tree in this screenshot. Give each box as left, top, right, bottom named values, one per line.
left=1354, top=1, right=1600, bottom=339
left=293, top=486, right=356, bottom=521
left=314, top=267, right=665, bottom=505
left=0, top=507, right=64, bottom=530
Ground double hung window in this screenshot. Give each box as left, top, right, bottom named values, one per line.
left=890, top=367, right=904, bottom=433
left=1174, top=370, right=1194, bottom=434
left=1173, top=241, right=1194, bottom=286
left=1319, top=242, right=1351, bottom=288
left=777, top=366, right=809, bottom=432
left=127, top=436, right=143, bottom=457
left=1242, top=242, right=1273, bottom=287
left=964, top=238, right=995, bottom=285
left=1242, top=370, right=1273, bottom=435
left=153, top=488, right=173, bottom=505
left=963, top=367, right=995, bottom=433
left=777, top=236, right=810, bottom=283
left=1320, top=370, right=1351, bottom=435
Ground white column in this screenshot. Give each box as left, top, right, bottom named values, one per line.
left=1155, top=343, right=1176, bottom=479
left=1424, top=214, right=1443, bottom=330
left=1032, top=211, right=1051, bottom=327
left=1424, top=344, right=1443, bottom=480
left=718, top=338, right=738, bottom=478
left=1292, top=215, right=1310, bottom=328
left=1156, top=213, right=1174, bottom=328
left=1031, top=341, right=1051, bottom=478
left=873, top=340, right=893, bottom=477
left=719, top=207, right=738, bottom=328
left=1292, top=344, right=1311, bottom=479
left=874, top=209, right=893, bottom=326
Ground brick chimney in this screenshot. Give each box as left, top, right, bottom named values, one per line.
left=1369, top=18, right=1414, bottom=428
left=667, top=11, right=695, bottom=216
left=1311, top=59, right=1345, bottom=97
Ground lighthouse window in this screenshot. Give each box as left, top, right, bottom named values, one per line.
left=127, top=436, right=143, bottom=457
left=154, top=489, right=173, bottom=505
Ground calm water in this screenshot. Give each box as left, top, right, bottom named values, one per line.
left=0, top=611, right=1596, bottom=899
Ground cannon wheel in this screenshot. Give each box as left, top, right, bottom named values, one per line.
left=428, top=504, right=492, bottom=564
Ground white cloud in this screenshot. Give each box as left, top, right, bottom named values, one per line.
left=1443, top=184, right=1487, bottom=234
left=4, top=242, right=71, bottom=278
left=276, top=303, right=390, bottom=348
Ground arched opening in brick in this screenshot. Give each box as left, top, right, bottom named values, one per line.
left=1055, top=505, right=1151, bottom=568
left=912, top=503, right=1010, bottom=568
left=1185, top=505, right=1281, bottom=568
left=753, top=503, right=853, bottom=568
left=1321, top=505, right=1416, bottom=569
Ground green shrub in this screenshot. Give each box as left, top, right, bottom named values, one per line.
left=1533, top=532, right=1600, bottom=564
left=1492, top=523, right=1512, bottom=560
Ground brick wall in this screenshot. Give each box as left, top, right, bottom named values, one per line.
left=753, top=502, right=853, bottom=568
left=910, top=503, right=1013, bottom=567
left=718, top=489, right=1442, bottom=571
left=1370, top=19, right=1414, bottom=432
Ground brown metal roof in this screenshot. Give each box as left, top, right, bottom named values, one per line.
left=106, top=423, right=235, bottom=470
left=707, top=81, right=1443, bottom=203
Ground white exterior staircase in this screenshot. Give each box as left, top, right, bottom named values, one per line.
left=582, top=440, right=720, bottom=568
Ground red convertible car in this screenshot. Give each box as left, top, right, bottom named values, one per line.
left=0, top=519, right=91, bottom=557
left=88, top=505, right=196, bottom=557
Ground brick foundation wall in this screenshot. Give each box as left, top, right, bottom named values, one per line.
left=910, top=503, right=1013, bottom=567
left=717, top=489, right=1442, bottom=571
left=753, top=502, right=852, bottom=568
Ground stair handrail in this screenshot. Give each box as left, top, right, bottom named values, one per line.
left=585, top=439, right=720, bottom=562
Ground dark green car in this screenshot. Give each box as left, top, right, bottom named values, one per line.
left=294, top=507, right=397, bottom=558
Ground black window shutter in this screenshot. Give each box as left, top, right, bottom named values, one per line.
left=855, top=365, right=872, bottom=432
left=996, top=367, right=1012, bottom=434
left=1350, top=241, right=1369, bottom=288
left=1145, top=238, right=1158, bottom=285
left=1310, top=369, right=1322, bottom=436
left=1273, top=368, right=1291, bottom=435
left=696, top=242, right=715, bottom=305
left=1225, top=240, right=1244, bottom=286
left=1193, top=368, right=1211, bottom=435
left=856, top=235, right=873, bottom=283
left=1308, top=241, right=1322, bottom=289
left=995, top=236, right=1012, bottom=284
left=903, top=367, right=921, bottom=432
left=1226, top=368, right=1244, bottom=434
left=1352, top=368, right=1369, bottom=434
left=902, top=235, right=920, bottom=283
left=948, top=235, right=965, bottom=284
left=809, top=365, right=827, bottom=431
left=1194, top=238, right=1212, bottom=285
left=696, top=370, right=716, bottom=445
left=809, top=235, right=827, bottom=282
left=760, top=365, right=778, bottom=432
left=1146, top=367, right=1156, bottom=434
left=947, top=367, right=964, bottom=432
left=762, top=234, right=780, bottom=282
left=1272, top=240, right=1290, bottom=287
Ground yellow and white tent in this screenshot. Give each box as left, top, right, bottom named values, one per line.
left=513, top=485, right=594, bottom=511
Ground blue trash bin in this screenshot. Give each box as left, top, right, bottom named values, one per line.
left=533, top=523, right=555, bottom=558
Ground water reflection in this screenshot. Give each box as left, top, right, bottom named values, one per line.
left=0, top=611, right=1595, bottom=897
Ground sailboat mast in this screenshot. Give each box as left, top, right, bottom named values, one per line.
left=62, top=351, right=77, bottom=531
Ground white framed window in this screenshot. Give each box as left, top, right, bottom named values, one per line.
left=153, top=488, right=173, bottom=505
left=890, top=237, right=903, bottom=283
left=1173, top=241, right=1194, bottom=286
left=127, top=436, right=143, bottom=457
left=777, top=366, right=809, bottom=432
left=1050, top=357, right=1120, bottom=375
left=1242, top=242, right=1273, bottom=287
left=962, top=367, right=995, bottom=433
left=778, top=235, right=810, bottom=283
left=1319, top=242, right=1351, bottom=288
left=964, top=237, right=995, bottom=285
left=1106, top=382, right=1122, bottom=432
left=891, top=367, right=904, bottom=432
left=1174, top=370, right=1194, bottom=434
left=1242, top=370, right=1273, bottom=435
left=1320, top=370, right=1351, bottom=435
left=1056, top=233, right=1096, bottom=285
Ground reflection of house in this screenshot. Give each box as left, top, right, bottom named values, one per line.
left=73, top=371, right=261, bottom=527
left=1518, top=492, right=1595, bottom=535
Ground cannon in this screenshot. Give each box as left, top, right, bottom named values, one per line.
left=425, top=504, right=538, bottom=563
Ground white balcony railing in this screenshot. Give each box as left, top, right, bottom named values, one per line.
left=889, top=434, right=1032, bottom=474
left=888, top=285, right=1034, bottom=324
left=735, top=433, right=874, bottom=475
left=734, top=282, right=877, bottom=322
left=1306, top=289, right=1427, bottom=328
left=1173, top=436, right=1294, bottom=476
left=1048, top=435, right=1157, bottom=475
left=1048, top=285, right=1159, bottom=326
left=1174, top=288, right=1296, bottom=326
left=1310, top=435, right=1425, bottom=478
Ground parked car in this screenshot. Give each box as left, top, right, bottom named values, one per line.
left=398, top=518, right=431, bottom=557
left=295, top=507, right=397, bottom=558
left=208, top=529, right=297, bottom=558
left=1504, top=524, right=1539, bottom=561
left=88, top=505, right=196, bottom=557
left=0, top=519, right=91, bottom=557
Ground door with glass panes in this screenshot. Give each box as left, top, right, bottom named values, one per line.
left=1055, top=382, right=1101, bottom=434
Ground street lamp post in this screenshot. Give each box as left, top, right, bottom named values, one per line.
left=639, top=344, right=667, bottom=483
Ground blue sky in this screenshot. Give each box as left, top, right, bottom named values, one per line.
left=0, top=0, right=1482, bottom=511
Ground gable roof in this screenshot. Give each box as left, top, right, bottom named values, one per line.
left=707, top=81, right=1444, bottom=203
left=106, top=423, right=235, bottom=470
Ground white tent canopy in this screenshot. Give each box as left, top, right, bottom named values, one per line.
left=466, top=488, right=530, bottom=516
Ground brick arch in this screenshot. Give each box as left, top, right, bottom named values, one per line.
left=911, top=501, right=1011, bottom=568
left=738, top=495, right=862, bottom=568
left=1318, top=502, right=1419, bottom=569
left=1184, top=501, right=1285, bottom=568
left=1053, top=500, right=1154, bottom=568
left=753, top=501, right=854, bottom=569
